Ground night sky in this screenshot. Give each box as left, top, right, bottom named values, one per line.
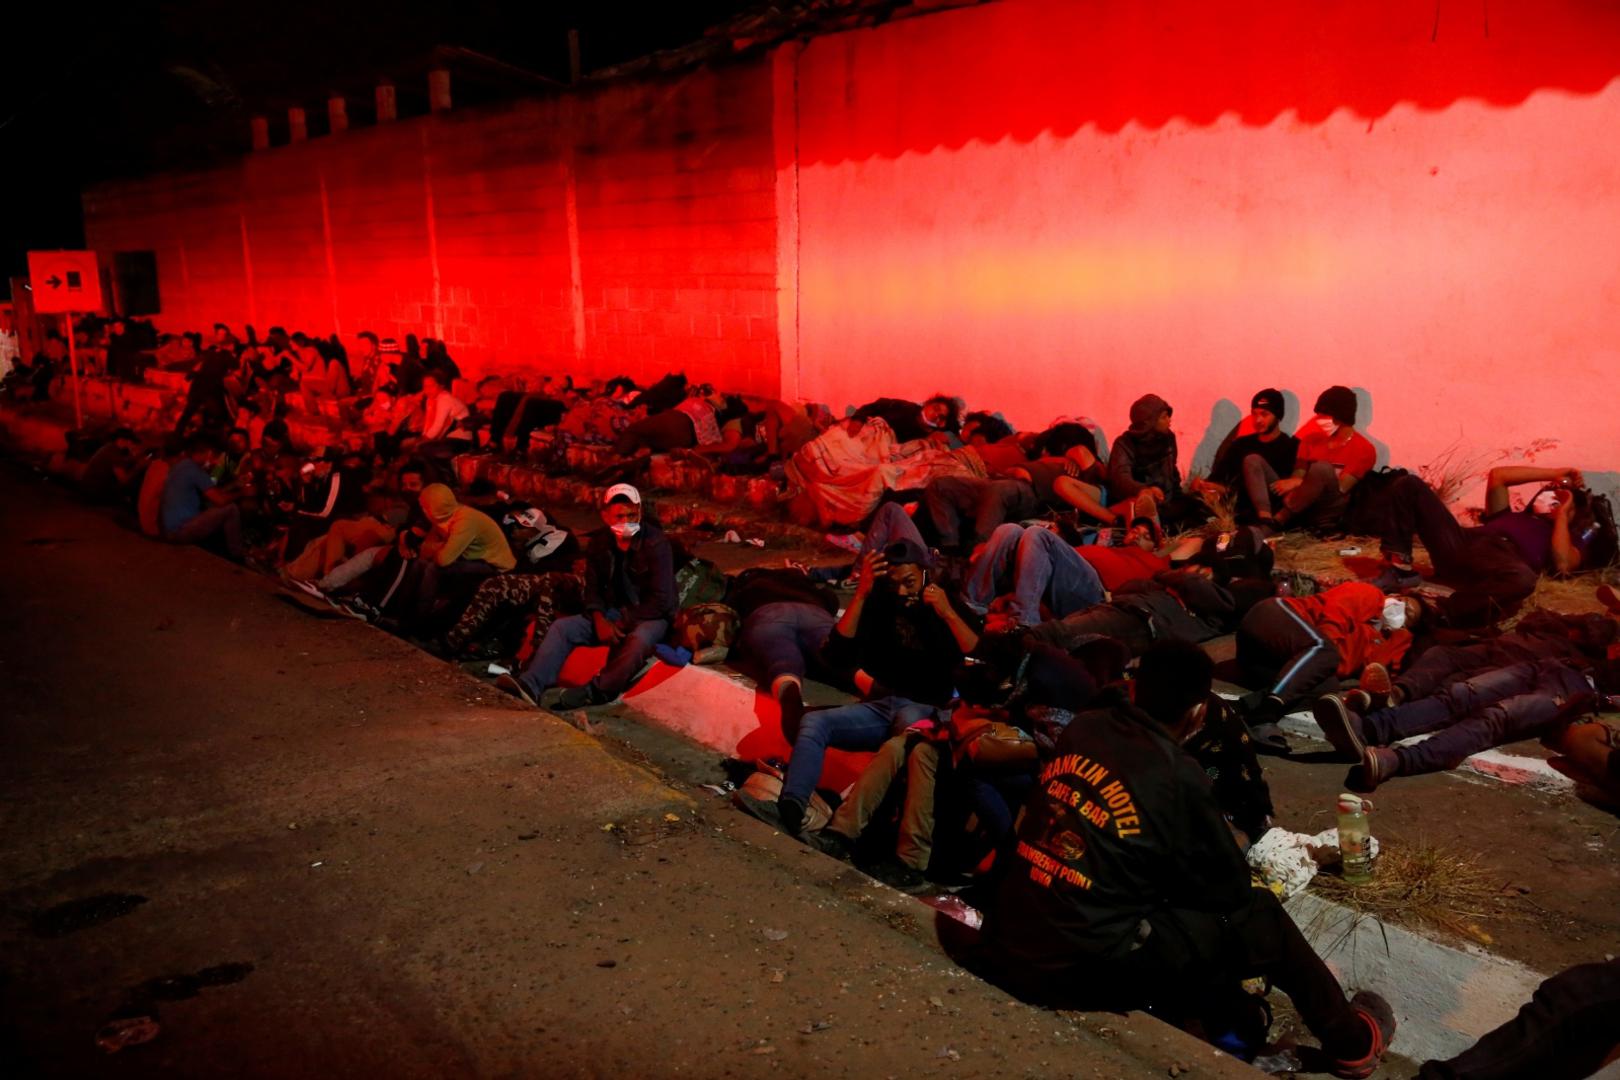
left=1, top=1, right=754, bottom=281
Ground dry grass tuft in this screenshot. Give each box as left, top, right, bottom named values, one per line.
left=1198, top=486, right=1239, bottom=534
left=1312, top=842, right=1521, bottom=945
left=1267, top=532, right=1380, bottom=584
left=1502, top=569, right=1620, bottom=629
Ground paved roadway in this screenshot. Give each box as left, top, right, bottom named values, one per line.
left=0, top=465, right=1248, bottom=1079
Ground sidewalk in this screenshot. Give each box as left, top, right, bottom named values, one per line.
left=0, top=464, right=1253, bottom=1079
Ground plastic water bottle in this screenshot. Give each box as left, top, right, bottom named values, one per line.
left=1337, top=793, right=1374, bottom=884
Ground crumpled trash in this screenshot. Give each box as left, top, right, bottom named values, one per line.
left=1247, top=827, right=1383, bottom=899
left=721, top=529, right=766, bottom=548
left=96, top=1016, right=160, bottom=1054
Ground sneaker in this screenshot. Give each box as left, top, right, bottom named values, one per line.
left=1366, top=566, right=1422, bottom=592
left=1345, top=746, right=1400, bottom=793
left=778, top=681, right=805, bottom=744
left=288, top=578, right=325, bottom=600
left=824, top=531, right=865, bottom=555
left=1332, top=990, right=1397, bottom=1079
left=338, top=599, right=378, bottom=623
left=733, top=790, right=799, bottom=834
left=494, top=673, right=538, bottom=708
left=1312, top=695, right=1370, bottom=762
left=1357, top=663, right=1394, bottom=710
left=862, top=859, right=932, bottom=895
left=803, top=828, right=854, bottom=862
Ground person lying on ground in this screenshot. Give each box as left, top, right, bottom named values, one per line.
left=850, top=393, right=960, bottom=444
left=1193, top=387, right=1299, bottom=525
left=1366, top=464, right=1598, bottom=627
left=160, top=432, right=246, bottom=560
left=733, top=535, right=981, bottom=837
left=1325, top=656, right=1601, bottom=794
left=1005, top=566, right=1274, bottom=660
left=1235, top=581, right=1420, bottom=754
left=1007, top=422, right=1116, bottom=525
left=969, top=640, right=1397, bottom=1077
left=612, top=386, right=751, bottom=458
left=1264, top=386, right=1375, bottom=533
left=1107, top=394, right=1209, bottom=531
left=497, top=483, right=675, bottom=710
left=961, top=522, right=1109, bottom=628
left=724, top=567, right=845, bottom=739
left=1416, top=957, right=1620, bottom=1080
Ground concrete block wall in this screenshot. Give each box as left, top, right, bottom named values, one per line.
left=82, top=58, right=781, bottom=396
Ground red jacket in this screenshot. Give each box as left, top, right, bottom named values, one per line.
left=1284, top=582, right=1412, bottom=676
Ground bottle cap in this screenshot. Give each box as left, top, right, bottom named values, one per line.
left=1337, top=793, right=1367, bottom=814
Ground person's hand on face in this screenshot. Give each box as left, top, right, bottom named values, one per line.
left=1555, top=489, right=1577, bottom=520
left=855, top=551, right=888, bottom=598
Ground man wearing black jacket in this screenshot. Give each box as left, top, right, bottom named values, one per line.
left=735, top=536, right=981, bottom=836
left=499, top=484, right=675, bottom=709
left=974, top=641, right=1396, bottom=1077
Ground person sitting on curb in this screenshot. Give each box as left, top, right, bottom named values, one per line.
left=1263, top=386, right=1376, bottom=532
left=968, top=640, right=1397, bottom=1077
left=733, top=536, right=981, bottom=838
left=1194, top=387, right=1300, bottom=525
left=1366, top=464, right=1596, bottom=627
left=497, top=484, right=675, bottom=710
left=1235, top=581, right=1420, bottom=754
left=160, top=433, right=246, bottom=561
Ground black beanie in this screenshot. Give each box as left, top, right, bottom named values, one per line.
left=1314, top=386, right=1358, bottom=427
left=1251, top=388, right=1285, bottom=420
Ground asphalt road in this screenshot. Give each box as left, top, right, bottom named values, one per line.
left=0, top=465, right=1248, bottom=1079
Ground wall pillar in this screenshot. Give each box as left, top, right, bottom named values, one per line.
left=376, top=82, right=397, bottom=123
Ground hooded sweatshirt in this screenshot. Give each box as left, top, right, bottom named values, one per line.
left=418, top=484, right=516, bottom=570
left=1107, top=394, right=1180, bottom=500
left=1283, top=581, right=1411, bottom=676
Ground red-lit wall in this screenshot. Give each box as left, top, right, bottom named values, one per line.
left=82, top=61, right=781, bottom=394
left=788, top=0, right=1620, bottom=491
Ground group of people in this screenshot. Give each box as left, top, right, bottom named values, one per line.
left=24, top=316, right=1620, bottom=1077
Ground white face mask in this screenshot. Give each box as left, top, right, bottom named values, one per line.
left=610, top=521, right=641, bottom=539
left=1530, top=490, right=1561, bottom=516
left=1380, top=596, right=1408, bottom=632
left=1314, top=415, right=1340, bottom=438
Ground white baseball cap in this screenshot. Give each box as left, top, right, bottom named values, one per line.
left=603, top=483, right=641, bottom=506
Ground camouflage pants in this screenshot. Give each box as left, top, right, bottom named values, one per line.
left=445, top=571, right=583, bottom=658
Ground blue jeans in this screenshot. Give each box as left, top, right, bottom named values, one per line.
left=1362, top=660, right=1590, bottom=776
left=781, top=695, right=936, bottom=808
left=738, top=601, right=836, bottom=684
left=865, top=501, right=930, bottom=561
left=518, top=609, right=669, bottom=700
left=964, top=524, right=1105, bottom=624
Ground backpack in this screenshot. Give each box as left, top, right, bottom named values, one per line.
left=674, top=556, right=728, bottom=608
left=1573, top=490, right=1618, bottom=569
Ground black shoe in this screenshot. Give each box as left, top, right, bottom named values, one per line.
left=803, top=828, right=854, bottom=861
left=552, top=684, right=596, bottom=711
left=495, top=673, right=538, bottom=707
left=863, top=859, right=932, bottom=895
left=1312, top=695, right=1369, bottom=762
left=733, top=790, right=805, bottom=835
left=778, top=681, right=805, bottom=744
left=1366, top=566, right=1422, bottom=592
left=1345, top=746, right=1400, bottom=793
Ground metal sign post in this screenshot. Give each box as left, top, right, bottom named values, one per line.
left=64, top=311, right=83, bottom=429
left=27, top=251, right=102, bottom=431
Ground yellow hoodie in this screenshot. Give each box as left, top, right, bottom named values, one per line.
left=418, top=484, right=516, bottom=570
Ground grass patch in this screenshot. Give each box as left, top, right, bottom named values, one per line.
left=1311, top=841, right=1521, bottom=946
